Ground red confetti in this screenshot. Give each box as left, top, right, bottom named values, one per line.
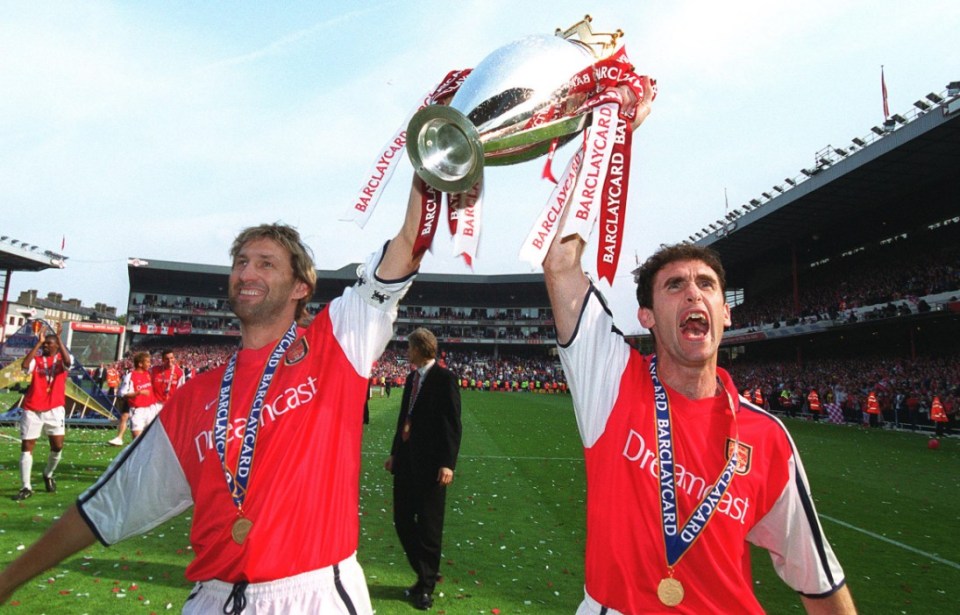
left=492, top=609, right=501, bottom=614
left=58, top=590, right=71, bottom=595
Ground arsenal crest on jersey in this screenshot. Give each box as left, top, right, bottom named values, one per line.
left=284, top=338, right=309, bottom=366
left=725, top=439, right=752, bottom=475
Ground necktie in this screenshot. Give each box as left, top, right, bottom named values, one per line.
left=402, top=371, right=421, bottom=443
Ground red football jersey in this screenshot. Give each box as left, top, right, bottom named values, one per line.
left=560, top=288, right=846, bottom=614
left=22, top=355, right=69, bottom=412
left=78, top=265, right=407, bottom=583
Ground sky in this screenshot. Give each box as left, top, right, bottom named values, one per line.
left=2, top=1, right=959, bottom=334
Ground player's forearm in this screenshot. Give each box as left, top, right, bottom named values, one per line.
left=57, top=341, right=72, bottom=367
left=801, top=586, right=856, bottom=615
left=0, top=505, right=96, bottom=603
left=21, top=340, right=42, bottom=369
left=543, top=232, right=589, bottom=345
left=378, top=178, right=426, bottom=281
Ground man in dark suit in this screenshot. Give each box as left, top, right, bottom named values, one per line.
left=384, top=327, right=462, bottom=610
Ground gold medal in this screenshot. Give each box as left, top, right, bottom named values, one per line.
left=231, top=517, right=253, bottom=544
left=657, top=577, right=684, bottom=607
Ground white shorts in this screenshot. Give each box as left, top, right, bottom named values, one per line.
left=19, top=407, right=65, bottom=440
left=576, top=588, right=625, bottom=615
left=130, top=403, right=163, bottom=433
left=182, top=552, right=372, bottom=615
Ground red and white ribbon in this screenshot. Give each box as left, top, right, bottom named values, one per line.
left=450, top=180, right=484, bottom=267
left=342, top=70, right=471, bottom=228
left=412, top=177, right=442, bottom=258
left=519, top=148, right=584, bottom=268
left=559, top=101, right=620, bottom=243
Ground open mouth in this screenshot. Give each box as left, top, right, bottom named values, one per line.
left=680, top=312, right=709, bottom=338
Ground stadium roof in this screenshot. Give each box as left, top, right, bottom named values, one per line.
left=699, top=96, right=960, bottom=283
left=0, top=239, right=67, bottom=273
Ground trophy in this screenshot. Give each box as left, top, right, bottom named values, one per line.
left=347, top=16, right=654, bottom=281
left=406, top=16, right=624, bottom=195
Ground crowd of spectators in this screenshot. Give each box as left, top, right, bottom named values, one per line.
left=726, top=354, right=960, bottom=432
left=730, top=234, right=960, bottom=330
left=369, top=348, right=568, bottom=394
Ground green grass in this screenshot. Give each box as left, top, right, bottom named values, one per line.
left=0, top=391, right=958, bottom=613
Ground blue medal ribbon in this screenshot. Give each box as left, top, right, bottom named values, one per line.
left=649, top=355, right=739, bottom=567
left=215, top=322, right=298, bottom=512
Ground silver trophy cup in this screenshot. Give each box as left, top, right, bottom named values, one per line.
left=406, top=18, right=621, bottom=194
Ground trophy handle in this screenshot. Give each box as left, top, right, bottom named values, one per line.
left=407, top=106, right=484, bottom=194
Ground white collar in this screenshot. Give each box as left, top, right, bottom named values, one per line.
left=417, top=359, right=436, bottom=378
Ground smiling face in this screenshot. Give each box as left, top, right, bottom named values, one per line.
left=638, top=258, right=731, bottom=373
left=228, top=237, right=309, bottom=328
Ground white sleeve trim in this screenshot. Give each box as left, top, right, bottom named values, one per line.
left=352, top=240, right=416, bottom=311
left=78, top=422, right=193, bottom=545
left=558, top=286, right=630, bottom=448
left=746, top=453, right=845, bottom=594
left=329, top=242, right=412, bottom=379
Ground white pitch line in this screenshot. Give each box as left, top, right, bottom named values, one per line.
left=0, top=433, right=20, bottom=442
left=821, top=515, right=960, bottom=570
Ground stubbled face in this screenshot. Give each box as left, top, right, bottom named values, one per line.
left=638, top=259, right=731, bottom=370
left=228, top=238, right=308, bottom=327
left=162, top=353, right=176, bottom=368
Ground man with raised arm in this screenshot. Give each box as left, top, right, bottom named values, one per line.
left=541, top=93, right=856, bottom=614
left=0, top=180, right=428, bottom=614
left=14, top=327, right=73, bottom=501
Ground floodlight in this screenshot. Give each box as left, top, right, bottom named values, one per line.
left=773, top=185, right=784, bottom=193
left=914, top=99, right=931, bottom=111
left=749, top=198, right=761, bottom=206
left=871, top=126, right=885, bottom=135
left=761, top=192, right=773, bottom=199
left=947, top=81, right=960, bottom=96
left=852, top=137, right=866, bottom=146
left=883, top=118, right=897, bottom=131
left=784, top=177, right=796, bottom=186
left=834, top=148, right=847, bottom=157
left=801, top=168, right=815, bottom=177
left=891, top=113, right=908, bottom=124
left=926, top=92, right=944, bottom=104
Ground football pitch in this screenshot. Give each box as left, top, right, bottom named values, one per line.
left=0, top=390, right=957, bottom=614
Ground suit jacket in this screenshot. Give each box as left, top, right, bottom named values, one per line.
left=391, top=363, right=462, bottom=478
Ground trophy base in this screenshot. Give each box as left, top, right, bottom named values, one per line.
left=407, top=106, right=484, bottom=194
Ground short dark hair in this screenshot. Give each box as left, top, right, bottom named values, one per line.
left=634, top=243, right=727, bottom=309
left=230, top=223, right=318, bottom=322
left=407, top=327, right=438, bottom=361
